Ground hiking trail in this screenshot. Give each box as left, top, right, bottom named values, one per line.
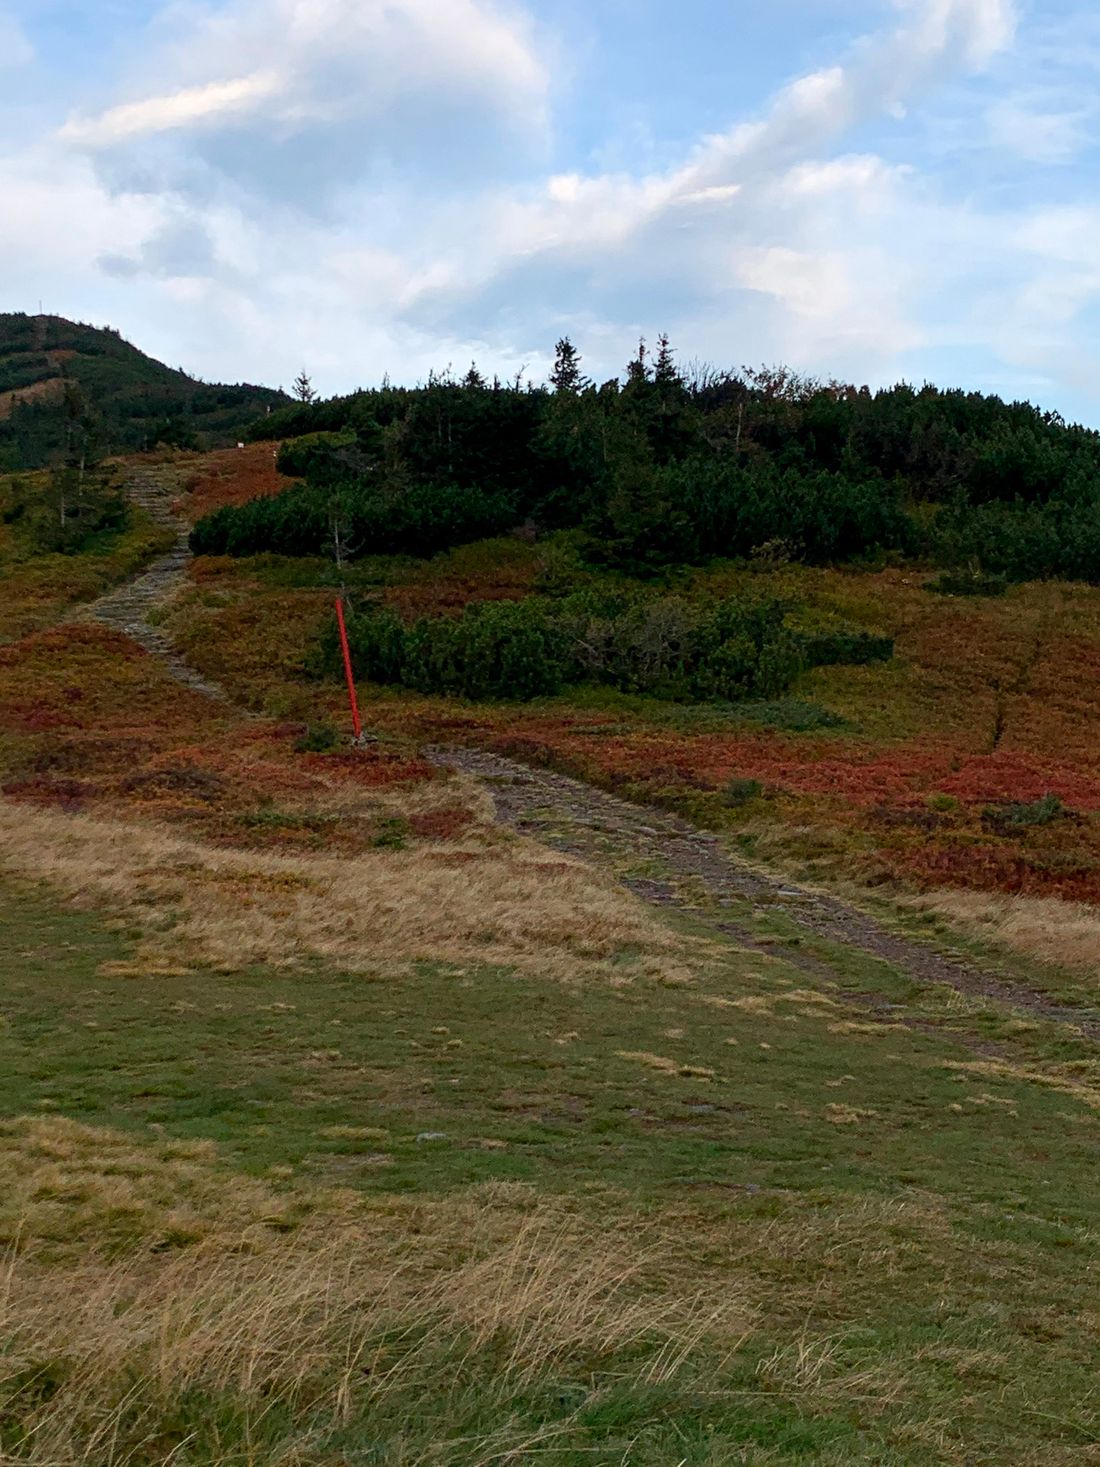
left=71, top=464, right=230, bottom=701
left=428, top=745, right=1100, bottom=1042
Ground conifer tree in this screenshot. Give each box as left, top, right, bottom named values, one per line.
left=549, top=337, right=588, bottom=393
left=653, top=333, right=681, bottom=392
left=625, top=338, right=650, bottom=387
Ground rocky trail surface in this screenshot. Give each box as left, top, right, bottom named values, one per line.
left=71, top=465, right=230, bottom=701
left=428, top=745, right=1100, bottom=1042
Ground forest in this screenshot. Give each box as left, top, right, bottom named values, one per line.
left=190, top=336, right=1100, bottom=583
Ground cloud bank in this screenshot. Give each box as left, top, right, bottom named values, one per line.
left=6, top=0, right=1100, bottom=420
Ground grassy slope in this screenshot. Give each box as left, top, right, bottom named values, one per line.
left=0, top=468, right=177, bottom=644
left=2, top=860, right=1099, bottom=1462
left=1, top=449, right=1098, bottom=1462
left=164, top=488, right=1100, bottom=978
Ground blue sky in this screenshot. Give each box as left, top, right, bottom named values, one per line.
left=3, top=0, right=1100, bottom=422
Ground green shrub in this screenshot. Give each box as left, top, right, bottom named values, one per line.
left=190, top=477, right=516, bottom=560
left=927, top=793, right=961, bottom=814
left=371, top=817, right=408, bottom=850
left=294, top=721, right=341, bottom=753
left=983, top=793, right=1067, bottom=831
left=23, top=469, right=129, bottom=554
left=926, top=500, right=1100, bottom=584
left=276, top=430, right=357, bottom=479
left=550, top=591, right=806, bottom=702
left=328, top=592, right=849, bottom=705
left=724, top=699, right=847, bottom=732
left=404, top=600, right=570, bottom=701
left=723, top=777, right=763, bottom=808
left=799, top=629, right=894, bottom=668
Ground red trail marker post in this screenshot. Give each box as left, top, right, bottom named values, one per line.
left=334, top=597, right=363, bottom=743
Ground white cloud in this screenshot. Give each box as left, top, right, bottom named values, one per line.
left=677, top=0, right=1015, bottom=194
left=985, top=94, right=1094, bottom=165
left=21, top=0, right=1100, bottom=422
left=0, top=147, right=168, bottom=279
left=61, top=0, right=549, bottom=152
left=383, top=0, right=1017, bottom=371
left=60, top=72, right=283, bottom=146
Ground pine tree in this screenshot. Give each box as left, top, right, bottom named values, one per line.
left=549, top=337, right=588, bottom=394
left=463, top=362, right=487, bottom=389
left=625, top=338, right=650, bottom=388
left=653, top=333, right=681, bottom=392
left=293, top=370, right=317, bottom=404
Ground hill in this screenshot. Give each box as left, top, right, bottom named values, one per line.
left=0, top=446, right=1098, bottom=1462
left=0, top=313, right=287, bottom=469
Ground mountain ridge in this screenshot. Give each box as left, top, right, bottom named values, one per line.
left=0, top=312, right=287, bottom=469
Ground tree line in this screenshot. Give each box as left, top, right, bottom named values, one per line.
left=190, top=337, right=1100, bottom=582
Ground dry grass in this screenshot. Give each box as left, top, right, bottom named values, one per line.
left=0, top=1115, right=313, bottom=1261
left=0, top=1116, right=749, bottom=1467
left=903, top=888, right=1100, bottom=987
left=0, top=797, right=685, bottom=981
left=938, top=1058, right=1100, bottom=1112
left=0, top=377, right=64, bottom=421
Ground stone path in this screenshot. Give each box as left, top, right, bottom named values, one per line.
left=427, top=745, right=1100, bottom=1041
left=71, top=466, right=231, bottom=701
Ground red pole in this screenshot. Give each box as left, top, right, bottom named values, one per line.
left=334, top=597, right=363, bottom=742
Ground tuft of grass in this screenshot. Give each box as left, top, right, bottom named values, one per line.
left=724, top=776, right=764, bottom=809
left=901, top=885, right=1100, bottom=983
left=0, top=1117, right=750, bottom=1467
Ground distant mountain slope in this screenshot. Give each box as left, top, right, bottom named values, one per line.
left=0, top=314, right=288, bottom=469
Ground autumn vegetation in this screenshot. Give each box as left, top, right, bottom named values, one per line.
left=2, top=335, right=1100, bottom=1462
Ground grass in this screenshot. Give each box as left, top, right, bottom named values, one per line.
left=0, top=471, right=175, bottom=645
left=178, top=443, right=291, bottom=521
left=3, top=448, right=1100, bottom=1461
left=1, top=864, right=1100, bottom=1462
left=0, top=797, right=683, bottom=981
left=898, top=885, right=1100, bottom=988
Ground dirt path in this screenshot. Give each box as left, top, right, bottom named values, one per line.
left=428, top=745, right=1100, bottom=1040
left=71, top=466, right=230, bottom=702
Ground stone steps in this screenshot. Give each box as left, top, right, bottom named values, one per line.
left=70, top=467, right=233, bottom=703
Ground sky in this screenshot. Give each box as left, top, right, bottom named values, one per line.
left=3, top=0, right=1100, bottom=421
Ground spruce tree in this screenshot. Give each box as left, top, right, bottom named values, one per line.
left=293, top=370, right=317, bottom=404
left=549, top=337, right=588, bottom=393
left=653, top=333, right=681, bottom=392
left=625, top=338, right=650, bottom=387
